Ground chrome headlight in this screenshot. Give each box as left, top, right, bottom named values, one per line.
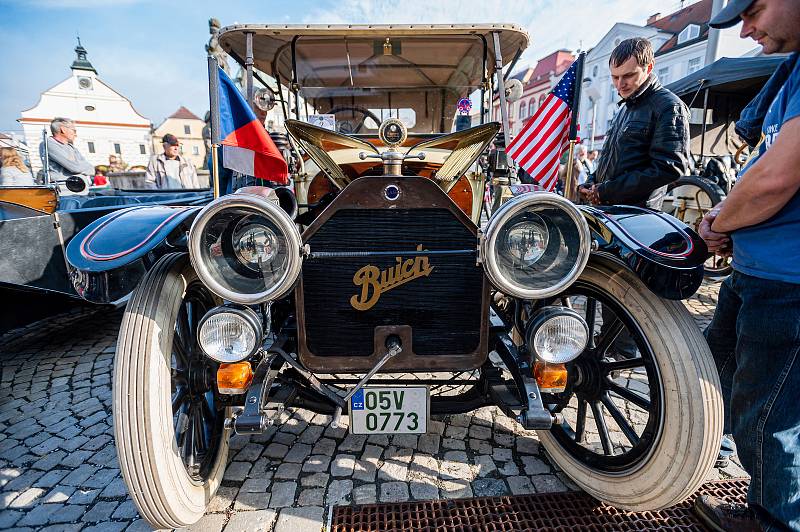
left=189, top=192, right=302, bottom=304
left=526, top=306, right=589, bottom=363
left=198, top=306, right=262, bottom=363
left=482, top=192, right=590, bottom=299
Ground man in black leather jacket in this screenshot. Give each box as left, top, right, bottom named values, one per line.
left=580, top=38, right=691, bottom=209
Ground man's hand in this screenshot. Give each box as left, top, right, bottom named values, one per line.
left=578, top=184, right=601, bottom=205
left=699, top=206, right=732, bottom=257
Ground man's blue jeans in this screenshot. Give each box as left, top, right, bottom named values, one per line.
left=705, top=271, right=800, bottom=531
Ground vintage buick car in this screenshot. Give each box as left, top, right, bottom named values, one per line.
left=66, top=24, right=722, bottom=528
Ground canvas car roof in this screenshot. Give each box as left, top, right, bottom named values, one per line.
left=217, top=24, right=529, bottom=88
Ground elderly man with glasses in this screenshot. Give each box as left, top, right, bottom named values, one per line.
left=40, top=117, right=95, bottom=186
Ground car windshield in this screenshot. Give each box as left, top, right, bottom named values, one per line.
left=288, top=34, right=486, bottom=134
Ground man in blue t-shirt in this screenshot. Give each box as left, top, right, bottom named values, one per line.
left=697, top=1, right=800, bottom=531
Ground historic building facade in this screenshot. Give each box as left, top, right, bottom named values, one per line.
left=152, top=106, right=207, bottom=169
left=579, top=0, right=757, bottom=150
left=19, top=40, right=152, bottom=173
left=492, top=50, right=576, bottom=139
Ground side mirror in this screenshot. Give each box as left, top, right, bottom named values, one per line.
left=254, top=88, right=276, bottom=111
left=504, top=79, right=524, bottom=103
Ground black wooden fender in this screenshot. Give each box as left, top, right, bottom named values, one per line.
left=66, top=205, right=202, bottom=303
left=578, top=205, right=707, bottom=300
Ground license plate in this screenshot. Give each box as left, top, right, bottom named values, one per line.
left=349, top=386, right=429, bottom=435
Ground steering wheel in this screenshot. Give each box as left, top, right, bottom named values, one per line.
left=327, top=106, right=381, bottom=134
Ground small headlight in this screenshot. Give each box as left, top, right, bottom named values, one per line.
left=482, top=192, right=590, bottom=299
left=198, top=306, right=263, bottom=363
left=525, top=306, right=589, bottom=363
left=188, top=192, right=303, bottom=304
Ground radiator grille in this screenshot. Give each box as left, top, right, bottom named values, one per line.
left=301, top=208, right=483, bottom=357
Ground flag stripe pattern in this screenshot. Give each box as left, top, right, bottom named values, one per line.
left=217, top=67, right=289, bottom=184
left=506, top=60, right=578, bottom=191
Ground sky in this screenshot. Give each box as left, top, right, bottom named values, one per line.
left=0, top=0, right=692, bottom=133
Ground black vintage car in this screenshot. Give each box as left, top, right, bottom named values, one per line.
left=65, top=24, right=722, bottom=529
left=0, top=172, right=212, bottom=333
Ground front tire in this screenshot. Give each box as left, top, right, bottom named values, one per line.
left=538, top=257, right=722, bottom=511
left=114, top=253, right=230, bottom=528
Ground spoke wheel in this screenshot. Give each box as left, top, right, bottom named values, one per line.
left=114, top=253, right=230, bottom=529
left=171, top=284, right=221, bottom=481
left=547, top=284, right=663, bottom=472
left=536, top=256, right=722, bottom=511
left=662, top=176, right=731, bottom=279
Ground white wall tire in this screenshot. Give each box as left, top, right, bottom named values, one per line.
left=538, top=256, right=723, bottom=511
left=113, top=253, right=230, bottom=528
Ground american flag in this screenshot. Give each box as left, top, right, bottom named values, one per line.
left=506, top=59, right=580, bottom=191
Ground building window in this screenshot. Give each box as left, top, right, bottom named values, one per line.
left=678, top=24, right=700, bottom=45
left=192, top=146, right=200, bottom=155
left=614, top=38, right=621, bottom=47
left=688, top=57, right=703, bottom=74
left=592, top=65, right=599, bottom=77
left=87, top=142, right=95, bottom=154
left=139, top=144, right=146, bottom=155
left=518, top=101, right=527, bottom=119
left=184, top=125, right=191, bottom=135
left=529, top=102, right=536, bottom=117
left=114, top=143, right=121, bottom=154
left=658, top=66, right=671, bottom=84
left=539, top=94, right=546, bottom=106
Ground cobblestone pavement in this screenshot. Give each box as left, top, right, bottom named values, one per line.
left=0, top=281, right=746, bottom=531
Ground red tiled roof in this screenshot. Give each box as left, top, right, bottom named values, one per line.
left=647, top=0, right=713, bottom=54
left=168, top=106, right=201, bottom=120
left=531, top=50, right=574, bottom=79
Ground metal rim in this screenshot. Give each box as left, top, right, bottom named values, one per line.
left=188, top=194, right=303, bottom=304
left=482, top=192, right=591, bottom=299
left=544, top=281, right=664, bottom=473
left=171, top=282, right=225, bottom=481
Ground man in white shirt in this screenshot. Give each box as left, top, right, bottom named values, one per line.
left=145, top=134, right=202, bottom=189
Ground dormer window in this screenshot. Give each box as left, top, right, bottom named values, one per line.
left=678, top=24, right=700, bottom=45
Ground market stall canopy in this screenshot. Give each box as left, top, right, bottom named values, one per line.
left=666, top=56, right=785, bottom=103
left=217, top=24, right=530, bottom=91
left=666, top=56, right=785, bottom=157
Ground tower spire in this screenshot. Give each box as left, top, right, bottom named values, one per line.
left=71, top=36, right=97, bottom=74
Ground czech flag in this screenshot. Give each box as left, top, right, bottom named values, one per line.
left=217, top=67, right=288, bottom=184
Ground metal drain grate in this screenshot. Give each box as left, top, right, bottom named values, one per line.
left=331, top=478, right=749, bottom=531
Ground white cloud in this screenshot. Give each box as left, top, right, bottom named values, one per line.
left=303, top=0, right=684, bottom=70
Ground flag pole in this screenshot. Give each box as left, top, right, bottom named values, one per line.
left=207, top=54, right=221, bottom=199
left=563, top=52, right=585, bottom=202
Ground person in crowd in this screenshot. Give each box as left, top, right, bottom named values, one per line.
left=579, top=37, right=691, bottom=209
left=559, top=143, right=590, bottom=188
left=144, top=133, right=201, bottom=189
left=586, top=149, right=599, bottom=172
left=0, top=147, right=34, bottom=186
left=695, top=1, right=800, bottom=531
left=40, top=117, right=94, bottom=185
left=108, top=154, right=127, bottom=173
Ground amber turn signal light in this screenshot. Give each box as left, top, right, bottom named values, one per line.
left=217, top=362, right=254, bottom=395
left=533, top=361, right=568, bottom=393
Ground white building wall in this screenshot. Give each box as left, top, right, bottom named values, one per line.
left=20, top=68, right=152, bottom=173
